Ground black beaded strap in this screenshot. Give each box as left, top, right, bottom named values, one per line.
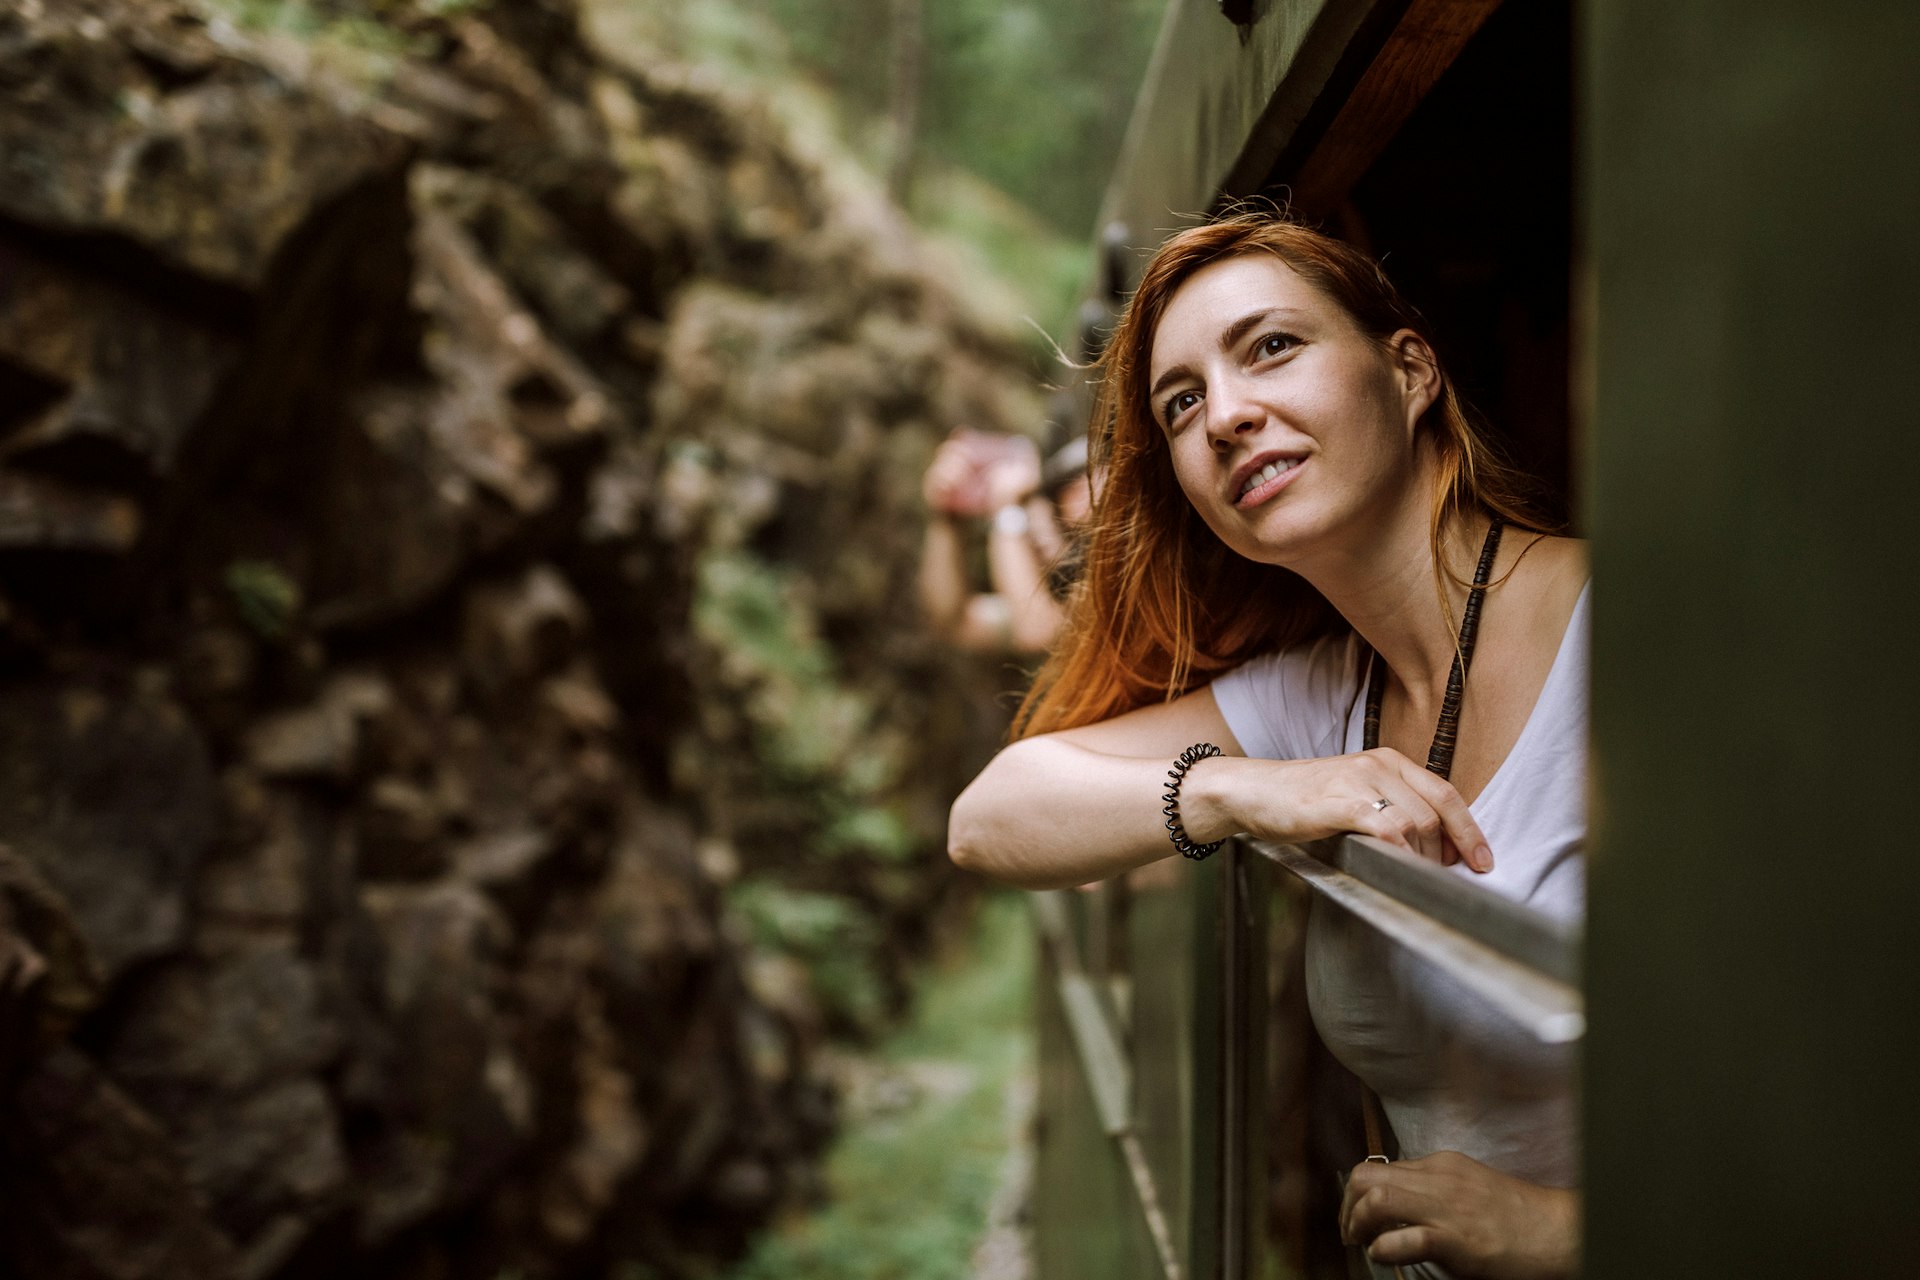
left=1163, top=742, right=1225, bottom=860
left=1363, top=517, right=1505, bottom=780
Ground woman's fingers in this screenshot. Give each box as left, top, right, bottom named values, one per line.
left=1389, top=756, right=1494, bottom=872
left=1347, top=760, right=1450, bottom=865
left=1367, top=1225, right=1442, bottom=1267
left=1353, top=793, right=1447, bottom=865
left=1339, top=749, right=1492, bottom=872
left=1338, top=1163, right=1381, bottom=1241
left=1340, top=1153, right=1580, bottom=1280
left=1341, top=1164, right=1440, bottom=1244
left=1342, top=1165, right=1460, bottom=1271
left=1236, top=753, right=1495, bottom=870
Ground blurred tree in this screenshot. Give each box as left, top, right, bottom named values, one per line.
left=888, top=0, right=923, bottom=200
left=755, top=0, right=1166, bottom=235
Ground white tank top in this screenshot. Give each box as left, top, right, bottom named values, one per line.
left=1209, top=585, right=1589, bottom=1198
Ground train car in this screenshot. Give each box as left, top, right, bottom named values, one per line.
left=1029, top=1, right=1917, bottom=1276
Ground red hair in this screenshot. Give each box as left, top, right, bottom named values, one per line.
left=1015, top=212, right=1554, bottom=737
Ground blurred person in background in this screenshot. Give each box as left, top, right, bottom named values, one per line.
left=918, top=427, right=1099, bottom=656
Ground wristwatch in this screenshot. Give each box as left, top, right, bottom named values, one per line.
left=992, top=504, right=1030, bottom=535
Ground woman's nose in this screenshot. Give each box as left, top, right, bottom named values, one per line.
left=1204, top=375, right=1262, bottom=446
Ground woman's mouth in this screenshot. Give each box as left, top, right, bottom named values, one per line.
left=1235, top=457, right=1303, bottom=507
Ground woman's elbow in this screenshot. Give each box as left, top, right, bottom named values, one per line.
left=948, top=831, right=1052, bottom=889
left=946, top=756, right=1034, bottom=885
left=946, top=829, right=986, bottom=878
left=946, top=738, right=1089, bottom=889
left=946, top=782, right=995, bottom=878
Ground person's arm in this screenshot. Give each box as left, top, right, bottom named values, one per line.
left=917, top=511, right=971, bottom=635
left=948, top=685, right=1494, bottom=889
left=976, top=450, right=1063, bottom=654
left=1341, top=1152, right=1579, bottom=1279
left=983, top=500, right=1066, bottom=654
left=920, top=506, right=1041, bottom=655
left=922, top=523, right=1052, bottom=654
left=1025, top=492, right=1068, bottom=563
left=919, top=436, right=992, bottom=639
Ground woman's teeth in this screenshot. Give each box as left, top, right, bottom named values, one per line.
left=1239, top=458, right=1297, bottom=500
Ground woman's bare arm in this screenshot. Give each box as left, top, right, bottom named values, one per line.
left=948, top=685, right=1494, bottom=889
left=948, top=689, right=1245, bottom=888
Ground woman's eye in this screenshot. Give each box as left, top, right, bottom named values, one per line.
left=1257, top=332, right=1300, bottom=358
left=1163, top=390, right=1201, bottom=424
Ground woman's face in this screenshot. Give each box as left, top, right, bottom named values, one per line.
left=1145, top=254, right=1435, bottom=568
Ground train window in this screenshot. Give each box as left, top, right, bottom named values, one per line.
left=1029, top=5, right=1586, bottom=1277
left=1248, top=5, right=1579, bottom=1273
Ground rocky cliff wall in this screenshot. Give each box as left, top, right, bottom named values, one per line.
left=0, top=1, right=1040, bottom=1276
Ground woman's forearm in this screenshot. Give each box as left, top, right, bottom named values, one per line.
left=949, top=729, right=1494, bottom=886
left=948, top=737, right=1262, bottom=888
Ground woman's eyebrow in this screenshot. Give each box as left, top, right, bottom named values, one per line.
left=1221, top=307, right=1282, bottom=353
left=1148, top=306, right=1309, bottom=403
left=1149, top=363, right=1195, bottom=404
left=1219, top=305, right=1305, bottom=349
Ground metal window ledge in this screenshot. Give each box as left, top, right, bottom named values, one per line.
left=1249, top=835, right=1585, bottom=1045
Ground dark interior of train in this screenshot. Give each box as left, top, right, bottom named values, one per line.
left=1278, top=0, right=1577, bottom=526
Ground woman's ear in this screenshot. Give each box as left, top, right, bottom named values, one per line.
left=1388, top=329, right=1441, bottom=430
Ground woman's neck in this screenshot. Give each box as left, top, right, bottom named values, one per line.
left=1294, top=500, right=1494, bottom=714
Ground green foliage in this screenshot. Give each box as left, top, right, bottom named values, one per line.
left=692, top=550, right=910, bottom=857
left=730, top=880, right=890, bottom=1031
left=752, top=0, right=1168, bottom=235
left=720, top=894, right=1035, bottom=1280
left=822, top=803, right=915, bottom=864
left=190, top=0, right=418, bottom=63
left=693, top=548, right=859, bottom=783
left=224, top=559, right=301, bottom=641
left=909, top=165, right=1094, bottom=341
left=596, top=0, right=1163, bottom=332
left=693, top=547, right=927, bottom=1026
left=731, top=881, right=867, bottom=954
left=694, top=547, right=831, bottom=686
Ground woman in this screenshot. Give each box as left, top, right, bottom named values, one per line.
left=948, top=212, right=1586, bottom=1279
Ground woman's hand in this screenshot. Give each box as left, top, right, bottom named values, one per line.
left=1341, top=1151, right=1579, bottom=1279
left=1197, top=748, right=1492, bottom=872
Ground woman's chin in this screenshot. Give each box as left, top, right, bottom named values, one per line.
left=1218, top=503, right=1327, bottom=567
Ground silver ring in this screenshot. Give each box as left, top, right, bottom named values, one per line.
left=1371, top=797, right=1393, bottom=812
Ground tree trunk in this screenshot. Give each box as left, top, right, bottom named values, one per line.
left=887, top=0, right=923, bottom=203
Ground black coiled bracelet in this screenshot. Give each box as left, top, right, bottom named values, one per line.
left=1162, top=742, right=1225, bottom=860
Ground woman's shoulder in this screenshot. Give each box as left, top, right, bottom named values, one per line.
left=1209, top=626, right=1365, bottom=760
left=1505, top=533, right=1589, bottom=646
left=1518, top=533, right=1589, bottom=594
left=1230, top=624, right=1365, bottom=681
